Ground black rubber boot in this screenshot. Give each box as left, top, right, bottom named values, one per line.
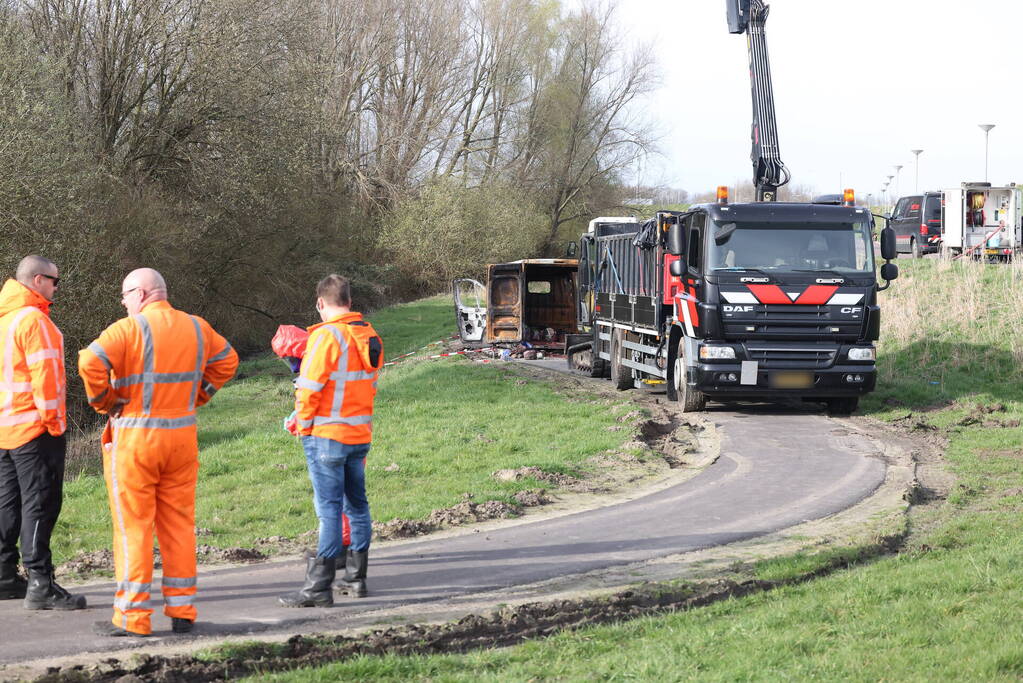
left=335, top=549, right=368, bottom=598
left=330, top=544, right=348, bottom=592
left=172, top=617, right=194, bottom=633
left=93, top=620, right=150, bottom=637
left=23, top=571, right=86, bottom=610
left=0, top=564, right=27, bottom=600
left=278, top=556, right=335, bottom=608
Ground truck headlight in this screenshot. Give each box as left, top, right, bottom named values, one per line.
left=848, top=347, right=875, bottom=361
left=699, top=346, right=736, bottom=360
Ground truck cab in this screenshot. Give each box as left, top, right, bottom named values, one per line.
left=676, top=201, right=885, bottom=413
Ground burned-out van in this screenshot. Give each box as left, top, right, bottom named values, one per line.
left=453, top=259, right=579, bottom=350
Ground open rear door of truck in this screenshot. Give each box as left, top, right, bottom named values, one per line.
left=486, top=263, right=524, bottom=344
left=452, top=278, right=486, bottom=344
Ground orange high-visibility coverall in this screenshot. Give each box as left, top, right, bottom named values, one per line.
left=78, top=301, right=237, bottom=635
left=0, top=279, right=65, bottom=448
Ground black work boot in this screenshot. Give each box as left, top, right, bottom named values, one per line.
left=93, top=620, right=150, bottom=637
left=0, top=564, right=27, bottom=600
left=335, top=549, right=368, bottom=598
left=278, top=555, right=335, bottom=608
left=23, top=571, right=87, bottom=610
left=172, top=617, right=194, bottom=633
left=330, top=544, right=348, bottom=592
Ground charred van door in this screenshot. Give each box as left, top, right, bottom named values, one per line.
left=486, top=263, right=524, bottom=344
left=453, top=278, right=486, bottom=343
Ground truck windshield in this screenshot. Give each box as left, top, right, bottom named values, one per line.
left=708, top=221, right=875, bottom=274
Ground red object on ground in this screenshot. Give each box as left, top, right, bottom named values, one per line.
left=272, top=325, right=309, bottom=359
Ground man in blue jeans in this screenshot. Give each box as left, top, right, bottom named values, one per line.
left=279, top=274, right=383, bottom=608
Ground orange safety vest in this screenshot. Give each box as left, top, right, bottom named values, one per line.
left=295, top=312, right=383, bottom=444
left=78, top=300, right=238, bottom=424
left=0, top=279, right=65, bottom=449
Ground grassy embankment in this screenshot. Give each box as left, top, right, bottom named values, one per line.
left=51, top=295, right=635, bottom=568
left=254, top=259, right=1023, bottom=681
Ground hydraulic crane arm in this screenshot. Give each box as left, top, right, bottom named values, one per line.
left=727, top=0, right=790, bottom=201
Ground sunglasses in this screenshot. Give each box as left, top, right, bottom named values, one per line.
left=37, top=274, right=60, bottom=287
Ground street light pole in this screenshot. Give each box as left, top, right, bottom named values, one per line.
left=978, top=124, right=995, bottom=182
left=911, top=149, right=923, bottom=192
left=894, top=165, right=903, bottom=197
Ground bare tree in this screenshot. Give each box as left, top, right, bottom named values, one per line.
left=511, top=2, right=656, bottom=251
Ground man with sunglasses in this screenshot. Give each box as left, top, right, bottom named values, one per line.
left=79, top=268, right=238, bottom=636
left=0, top=255, right=86, bottom=610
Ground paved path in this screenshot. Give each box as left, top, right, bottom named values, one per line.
left=0, top=370, right=885, bottom=666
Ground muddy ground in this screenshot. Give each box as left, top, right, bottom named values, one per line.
left=22, top=359, right=951, bottom=682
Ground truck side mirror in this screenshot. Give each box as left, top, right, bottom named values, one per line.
left=565, top=241, right=578, bottom=258
left=667, top=222, right=685, bottom=255
left=669, top=259, right=685, bottom=277
left=880, top=227, right=897, bottom=261
left=880, top=262, right=899, bottom=282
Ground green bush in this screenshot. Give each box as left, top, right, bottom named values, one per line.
left=380, top=179, right=549, bottom=292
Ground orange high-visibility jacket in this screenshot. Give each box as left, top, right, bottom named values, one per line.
left=0, top=279, right=66, bottom=449
left=77, top=301, right=238, bottom=423
left=295, top=312, right=383, bottom=444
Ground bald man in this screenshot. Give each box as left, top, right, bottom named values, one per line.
left=0, top=256, right=85, bottom=610
left=79, top=268, right=238, bottom=637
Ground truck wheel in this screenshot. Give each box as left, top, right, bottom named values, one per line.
left=667, top=336, right=705, bottom=412
left=911, top=238, right=922, bottom=259
left=610, top=329, right=632, bottom=390
left=826, top=397, right=858, bottom=416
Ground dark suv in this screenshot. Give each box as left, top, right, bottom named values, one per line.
left=890, top=192, right=943, bottom=257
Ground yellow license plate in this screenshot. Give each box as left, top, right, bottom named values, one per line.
left=770, top=371, right=814, bottom=389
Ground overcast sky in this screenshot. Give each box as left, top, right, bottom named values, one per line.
left=610, top=0, right=1021, bottom=200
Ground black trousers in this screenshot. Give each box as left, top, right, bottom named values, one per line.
left=0, top=432, right=66, bottom=574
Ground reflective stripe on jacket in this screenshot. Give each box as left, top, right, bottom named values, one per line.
left=295, top=312, right=382, bottom=444
left=0, top=279, right=66, bottom=449
left=77, top=301, right=239, bottom=426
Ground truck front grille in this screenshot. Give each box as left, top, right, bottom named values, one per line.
left=746, top=346, right=837, bottom=369
left=722, top=305, right=862, bottom=339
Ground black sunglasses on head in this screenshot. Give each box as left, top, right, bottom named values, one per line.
left=37, top=274, right=60, bottom=286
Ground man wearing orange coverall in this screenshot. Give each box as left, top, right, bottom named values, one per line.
left=0, top=255, right=85, bottom=610
left=79, top=268, right=238, bottom=637
left=279, top=274, right=382, bottom=607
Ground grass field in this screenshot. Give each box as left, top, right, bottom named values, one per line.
left=249, top=259, right=1023, bottom=681
left=51, top=295, right=634, bottom=568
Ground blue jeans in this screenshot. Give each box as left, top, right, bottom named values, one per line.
left=301, top=436, right=372, bottom=558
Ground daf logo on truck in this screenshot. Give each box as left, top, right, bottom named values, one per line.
left=723, top=305, right=755, bottom=313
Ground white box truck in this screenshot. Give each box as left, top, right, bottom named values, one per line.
left=942, top=182, right=1023, bottom=261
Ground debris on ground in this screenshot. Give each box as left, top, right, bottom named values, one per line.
left=374, top=494, right=525, bottom=540
left=492, top=466, right=578, bottom=487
